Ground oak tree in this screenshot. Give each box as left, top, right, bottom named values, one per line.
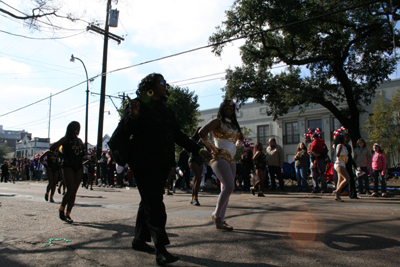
left=210, top=0, right=400, bottom=146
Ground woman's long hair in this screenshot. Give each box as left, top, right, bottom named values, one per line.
left=296, top=142, right=306, bottom=153
left=217, top=99, right=241, bottom=133
left=65, top=121, right=80, bottom=140
left=333, top=134, right=344, bottom=146
left=253, top=142, right=263, bottom=154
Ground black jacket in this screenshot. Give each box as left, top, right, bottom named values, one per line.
left=124, top=98, right=201, bottom=168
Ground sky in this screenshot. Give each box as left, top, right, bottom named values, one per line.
left=1, top=0, right=399, bottom=148
left=0, top=0, right=246, bottom=146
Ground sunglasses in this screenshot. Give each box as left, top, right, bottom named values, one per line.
left=159, top=79, right=167, bottom=85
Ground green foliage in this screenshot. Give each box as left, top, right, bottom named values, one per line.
left=210, top=0, right=400, bottom=146
left=0, top=142, right=12, bottom=163
left=364, top=90, right=400, bottom=165
left=166, top=86, right=201, bottom=136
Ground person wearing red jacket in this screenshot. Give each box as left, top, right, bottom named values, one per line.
left=370, top=143, right=387, bottom=197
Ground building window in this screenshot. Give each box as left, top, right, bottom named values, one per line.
left=333, top=118, right=341, bottom=130
left=284, top=122, right=299, bottom=144
left=308, top=119, right=322, bottom=131
left=257, top=125, right=270, bottom=145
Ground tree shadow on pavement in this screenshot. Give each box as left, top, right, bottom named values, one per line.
left=74, top=221, right=134, bottom=238
left=179, top=254, right=275, bottom=267
left=0, top=254, right=30, bottom=267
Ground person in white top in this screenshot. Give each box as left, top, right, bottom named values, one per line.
left=333, top=134, right=350, bottom=202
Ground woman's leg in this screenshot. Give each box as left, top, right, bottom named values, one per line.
left=66, top=169, right=83, bottom=214
left=211, top=160, right=235, bottom=222
left=380, top=172, right=387, bottom=193
left=45, top=169, right=55, bottom=200
left=50, top=170, right=59, bottom=199
left=373, top=170, right=379, bottom=193
left=360, top=167, right=369, bottom=194
left=299, top=166, right=309, bottom=191
left=335, top=166, right=350, bottom=194
left=190, top=162, right=202, bottom=200
left=88, top=172, right=94, bottom=190
left=253, top=169, right=261, bottom=191
left=258, top=169, right=266, bottom=194
left=295, top=166, right=302, bottom=191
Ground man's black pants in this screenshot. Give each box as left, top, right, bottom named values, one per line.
left=131, top=164, right=170, bottom=247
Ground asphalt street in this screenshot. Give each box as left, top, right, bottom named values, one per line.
left=1, top=182, right=399, bottom=267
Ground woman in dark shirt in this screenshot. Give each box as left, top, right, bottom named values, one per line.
left=251, top=142, right=267, bottom=197
left=40, top=149, right=62, bottom=202
left=50, top=121, right=86, bottom=223
left=294, top=142, right=309, bottom=192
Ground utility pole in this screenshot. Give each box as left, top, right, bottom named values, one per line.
left=90, top=0, right=124, bottom=160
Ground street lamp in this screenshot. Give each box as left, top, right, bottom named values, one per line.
left=70, top=54, right=89, bottom=151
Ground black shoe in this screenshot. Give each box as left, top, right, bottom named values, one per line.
left=59, top=210, right=66, bottom=221
left=132, top=239, right=155, bottom=253
left=190, top=199, right=200, bottom=206
left=65, top=215, right=73, bottom=223
left=50, top=198, right=55, bottom=203
left=45, top=194, right=49, bottom=201
left=57, top=188, right=61, bottom=194
left=257, top=193, right=265, bottom=197
left=156, top=249, right=179, bottom=266
left=251, top=187, right=255, bottom=195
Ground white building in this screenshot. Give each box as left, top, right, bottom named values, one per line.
left=15, top=135, right=50, bottom=158
left=199, top=79, right=400, bottom=165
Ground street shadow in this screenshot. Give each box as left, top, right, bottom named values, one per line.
left=74, top=221, right=134, bottom=237
left=0, top=254, right=30, bottom=267
left=179, top=254, right=275, bottom=267
left=73, top=203, right=102, bottom=208
left=0, top=194, right=16, bottom=197
left=76, top=195, right=104, bottom=199
left=324, top=233, right=400, bottom=251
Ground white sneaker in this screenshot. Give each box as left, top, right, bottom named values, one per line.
left=382, top=193, right=387, bottom=197
left=356, top=170, right=365, bottom=177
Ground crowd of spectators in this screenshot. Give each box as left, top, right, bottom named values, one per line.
left=0, top=132, right=390, bottom=199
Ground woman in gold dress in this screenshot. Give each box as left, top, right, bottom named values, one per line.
left=200, top=99, right=243, bottom=230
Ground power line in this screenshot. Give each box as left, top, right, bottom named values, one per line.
left=105, top=0, right=381, bottom=76
left=0, top=0, right=381, bottom=117
left=171, top=72, right=226, bottom=84
left=0, top=51, right=99, bottom=76
left=0, top=77, right=100, bottom=117
left=171, top=64, right=288, bottom=86
left=0, top=29, right=86, bottom=40
left=177, top=77, right=225, bottom=87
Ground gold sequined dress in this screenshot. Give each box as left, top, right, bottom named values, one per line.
left=203, top=118, right=242, bottom=164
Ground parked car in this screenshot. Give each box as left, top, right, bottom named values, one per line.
left=387, top=164, right=400, bottom=177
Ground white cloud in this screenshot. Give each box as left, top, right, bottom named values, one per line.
left=0, top=57, right=32, bottom=76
